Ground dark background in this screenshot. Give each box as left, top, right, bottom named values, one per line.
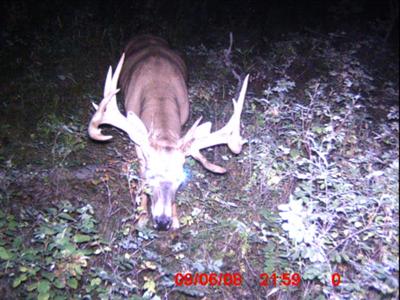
left=1, top=0, right=398, bottom=50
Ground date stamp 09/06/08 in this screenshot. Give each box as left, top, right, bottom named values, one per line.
left=174, top=272, right=342, bottom=287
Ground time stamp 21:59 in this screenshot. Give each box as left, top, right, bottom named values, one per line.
left=174, top=272, right=342, bottom=287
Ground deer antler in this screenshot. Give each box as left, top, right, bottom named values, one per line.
left=88, top=54, right=149, bottom=148
left=186, top=74, right=249, bottom=173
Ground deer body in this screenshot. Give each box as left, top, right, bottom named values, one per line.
left=89, top=35, right=249, bottom=230
left=120, top=36, right=189, bottom=138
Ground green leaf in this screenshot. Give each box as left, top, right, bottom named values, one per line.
left=38, top=291, right=50, bottom=300
left=312, top=126, right=324, bottom=134
left=45, top=208, right=57, bottom=216
left=55, top=236, right=70, bottom=247
left=90, top=277, right=101, bottom=286
left=37, top=280, right=51, bottom=293
left=74, top=264, right=83, bottom=275
left=73, top=234, right=91, bottom=243
left=290, top=149, right=300, bottom=159
left=42, top=271, right=55, bottom=282
left=21, top=249, right=39, bottom=261
left=0, top=246, right=12, bottom=260
left=12, top=273, right=28, bottom=288
left=58, top=213, right=76, bottom=222
left=7, top=219, right=17, bottom=230
left=54, top=278, right=66, bottom=289
left=27, top=282, right=37, bottom=291
left=19, top=266, right=29, bottom=272
left=67, top=277, right=78, bottom=289
left=62, top=243, right=77, bottom=255
left=12, top=236, right=23, bottom=248
left=40, top=226, right=56, bottom=235
left=143, top=279, right=156, bottom=293
left=128, top=296, right=144, bottom=300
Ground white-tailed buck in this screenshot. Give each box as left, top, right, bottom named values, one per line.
left=88, top=35, right=249, bottom=230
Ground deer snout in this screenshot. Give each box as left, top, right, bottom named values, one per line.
left=154, top=215, right=172, bottom=230
left=151, top=182, right=176, bottom=230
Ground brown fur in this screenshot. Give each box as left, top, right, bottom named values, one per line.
left=119, top=35, right=189, bottom=147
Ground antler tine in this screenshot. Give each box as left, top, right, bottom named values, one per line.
left=227, top=74, right=249, bottom=153
left=186, top=116, right=203, bottom=139
left=104, top=53, right=125, bottom=97
left=179, top=116, right=203, bottom=150
left=111, top=53, right=125, bottom=94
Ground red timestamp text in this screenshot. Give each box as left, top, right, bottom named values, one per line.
left=174, top=272, right=243, bottom=287
left=260, top=273, right=301, bottom=287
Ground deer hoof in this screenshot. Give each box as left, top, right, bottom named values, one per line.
left=137, top=214, right=149, bottom=229
left=171, top=217, right=180, bottom=230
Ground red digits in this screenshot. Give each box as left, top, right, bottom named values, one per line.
left=175, top=273, right=184, bottom=286
left=259, top=273, right=302, bottom=287
left=292, top=273, right=301, bottom=286
left=260, top=273, right=268, bottom=286
left=271, top=273, right=278, bottom=287
left=233, top=273, right=242, bottom=286
left=175, top=273, right=244, bottom=286
left=209, top=273, right=217, bottom=286
left=281, top=273, right=290, bottom=286
left=223, top=273, right=232, bottom=286
left=184, top=273, right=192, bottom=286
left=332, top=273, right=341, bottom=287
left=199, top=273, right=207, bottom=286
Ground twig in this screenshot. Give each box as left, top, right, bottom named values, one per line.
left=224, top=32, right=243, bottom=96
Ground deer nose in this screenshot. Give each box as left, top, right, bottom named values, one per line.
left=154, top=215, right=172, bottom=230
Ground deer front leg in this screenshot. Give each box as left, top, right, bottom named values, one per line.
left=171, top=203, right=180, bottom=229
left=137, top=193, right=149, bottom=228
left=135, top=145, right=149, bottom=228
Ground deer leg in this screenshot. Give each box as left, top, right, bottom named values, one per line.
left=135, top=145, right=149, bottom=228
left=137, top=193, right=149, bottom=228
left=171, top=203, right=180, bottom=229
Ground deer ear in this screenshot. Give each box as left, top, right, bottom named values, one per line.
left=126, top=111, right=151, bottom=157
left=127, top=112, right=148, bottom=139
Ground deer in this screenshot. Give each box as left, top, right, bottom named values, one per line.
left=88, top=35, right=249, bottom=230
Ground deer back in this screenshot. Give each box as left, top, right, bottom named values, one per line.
left=119, top=35, right=189, bottom=145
